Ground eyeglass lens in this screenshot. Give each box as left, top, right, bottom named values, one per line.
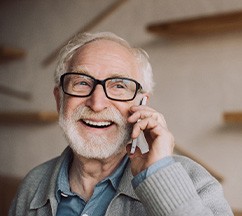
left=62, top=73, right=139, bottom=101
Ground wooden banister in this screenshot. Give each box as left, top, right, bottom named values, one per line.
left=0, top=111, right=58, bottom=124
left=147, top=10, right=242, bottom=37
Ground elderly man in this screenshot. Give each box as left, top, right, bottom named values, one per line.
left=9, top=32, right=233, bottom=216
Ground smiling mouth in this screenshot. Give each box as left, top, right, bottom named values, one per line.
left=81, top=119, right=113, bottom=128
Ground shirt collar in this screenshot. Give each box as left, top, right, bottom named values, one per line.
left=30, top=147, right=71, bottom=212
left=56, top=148, right=73, bottom=199
left=103, top=155, right=129, bottom=190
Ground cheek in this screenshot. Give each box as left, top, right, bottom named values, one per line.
left=114, top=102, right=134, bottom=119
left=62, top=97, right=83, bottom=116
left=118, top=98, right=143, bottom=119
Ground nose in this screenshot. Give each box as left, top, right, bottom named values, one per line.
left=85, top=84, right=109, bottom=112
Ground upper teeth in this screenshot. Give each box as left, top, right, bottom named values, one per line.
left=83, top=120, right=112, bottom=127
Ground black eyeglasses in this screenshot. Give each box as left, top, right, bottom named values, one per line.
left=60, top=72, right=143, bottom=101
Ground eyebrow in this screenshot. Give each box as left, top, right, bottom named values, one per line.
left=70, top=66, right=133, bottom=79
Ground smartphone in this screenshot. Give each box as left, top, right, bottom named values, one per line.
left=130, top=96, right=147, bottom=154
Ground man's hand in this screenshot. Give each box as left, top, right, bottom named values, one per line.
left=127, top=105, right=174, bottom=176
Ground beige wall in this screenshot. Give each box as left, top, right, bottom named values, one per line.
left=1, top=0, right=242, bottom=210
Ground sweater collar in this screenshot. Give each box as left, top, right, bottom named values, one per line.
left=29, top=147, right=140, bottom=212
left=116, top=161, right=140, bottom=200
left=29, top=147, right=71, bottom=213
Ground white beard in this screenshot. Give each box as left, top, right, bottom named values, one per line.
left=59, top=104, right=132, bottom=159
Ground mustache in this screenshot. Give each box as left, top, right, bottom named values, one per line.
left=72, top=105, right=127, bottom=125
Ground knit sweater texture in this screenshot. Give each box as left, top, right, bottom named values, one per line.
left=9, top=147, right=233, bottom=216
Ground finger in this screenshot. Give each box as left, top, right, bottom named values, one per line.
left=129, top=110, right=167, bottom=129
left=131, top=117, right=164, bottom=139
left=130, top=105, right=155, bottom=113
left=133, top=118, right=174, bottom=154
left=129, top=105, right=167, bottom=125
left=129, top=105, right=153, bottom=116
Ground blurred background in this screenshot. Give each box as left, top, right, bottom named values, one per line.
left=1, top=0, right=242, bottom=215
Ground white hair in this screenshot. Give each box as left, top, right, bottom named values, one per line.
left=54, top=32, right=154, bottom=93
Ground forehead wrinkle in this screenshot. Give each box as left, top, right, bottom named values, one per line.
left=67, top=40, right=140, bottom=81
left=69, top=65, right=88, bottom=73
left=69, top=65, right=133, bottom=80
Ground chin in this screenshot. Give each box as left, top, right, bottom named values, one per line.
left=68, top=132, right=127, bottom=159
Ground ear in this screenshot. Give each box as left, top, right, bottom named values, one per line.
left=53, top=87, right=61, bottom=113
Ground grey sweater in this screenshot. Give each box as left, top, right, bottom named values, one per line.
left=9, top=148, right=233, bottom=216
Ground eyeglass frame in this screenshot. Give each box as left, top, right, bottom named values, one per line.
left=60, top=72, right=143, bottom=102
